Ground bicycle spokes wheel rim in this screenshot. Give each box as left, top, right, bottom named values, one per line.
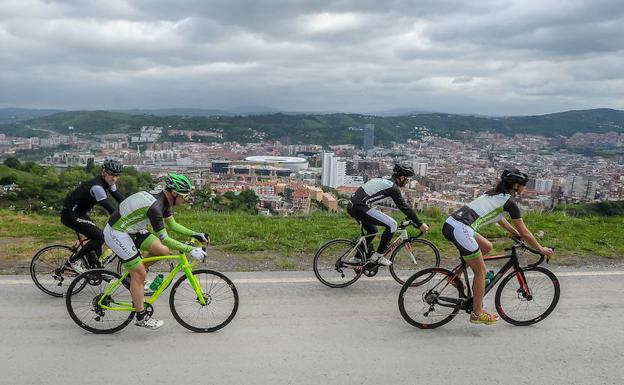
left=399, top=269, right=462, bottom=329
left=313, top=239, right=363, bottom=288
left=390, top=239, right=440, bottom=284
left=495, top=268, right=560, bottom=326
left=66, top=270, right=134, bottom=334
left=31, top=245, right=76, bottom=297
left=169, top=270, right=238, bottom=332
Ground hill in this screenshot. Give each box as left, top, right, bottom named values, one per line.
left=1, top=108, right=623, bottom=144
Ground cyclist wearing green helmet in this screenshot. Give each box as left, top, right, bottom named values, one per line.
left=103, top=172, right=209, bottom=329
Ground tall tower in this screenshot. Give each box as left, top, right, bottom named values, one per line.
left=363, top=124, right=375, bottom=151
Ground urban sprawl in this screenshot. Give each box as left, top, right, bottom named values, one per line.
left=1, top=124, right=621, bottom=215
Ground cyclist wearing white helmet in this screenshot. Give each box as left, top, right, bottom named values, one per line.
left=443, top=169, right=554, bottom=325
left=104, top=172, right=209, bottom=329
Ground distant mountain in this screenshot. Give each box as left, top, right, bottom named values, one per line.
left=117, top=105, right=282, bottom=117
left=1, top=108, right=623, bottom=145
left=370, top=108, right=437, bottom=117
left=0, top=108, right=64, bottom=124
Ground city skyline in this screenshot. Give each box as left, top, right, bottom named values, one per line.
left=1, top=1, right=623, bottom=115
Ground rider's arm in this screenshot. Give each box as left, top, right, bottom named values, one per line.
left=147, top=204, right=194, bottom=253
left=497, top=217, right=520, bottom=237
left=109, top=184, right=125, bottom=204
left=164, top=216, right=196, bottom=237
left=90, top=185, right=115, bottom=215
left=388, top=187, right=423, bottom=227
left=511, top=218, right=547, bottom=252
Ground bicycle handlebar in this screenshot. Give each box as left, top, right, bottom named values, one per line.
left=507, top=236, right=554, bottom=267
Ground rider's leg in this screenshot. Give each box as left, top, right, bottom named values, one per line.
left=67, top=214, right=104, bottom=264
left=363, top=208, right=397, bottom=254
left=475, top=233, right=493, bottom=255
left=128, top=261, right=147, bottom=312
left=464, top=254, right=486, bottom=315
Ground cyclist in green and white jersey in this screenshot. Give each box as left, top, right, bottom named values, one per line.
left=442, top=169, right=554, bottom=325
left=103, top=173, right=209, bottom=329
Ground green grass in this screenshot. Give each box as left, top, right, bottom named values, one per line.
left=1, top=208, right=624, bottom=271
left=0, top=165, right=47, bottom=185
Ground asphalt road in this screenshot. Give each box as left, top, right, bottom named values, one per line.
left=1, top=267, right=623, bottom=385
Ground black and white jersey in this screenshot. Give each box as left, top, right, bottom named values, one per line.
left=349, top=177, right=422, bottom=226
left=63, top=175, right=125, bottom=215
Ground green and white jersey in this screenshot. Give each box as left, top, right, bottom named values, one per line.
left=108, top=191, right=171, bottom=233
left=451, top=193, right=521, bottom=231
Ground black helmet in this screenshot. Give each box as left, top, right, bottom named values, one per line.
left=393, top=163, right=415, bottom=178
left=501, top=169, right=528, bottom=186
left=102, top=158, right=123, bottom=175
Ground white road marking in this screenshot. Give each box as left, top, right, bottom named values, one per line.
left=3, top=270, right=624, bottom=285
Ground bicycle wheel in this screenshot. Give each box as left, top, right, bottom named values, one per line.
left=399, top=268, right=464, bottom=329
left=389, top=238, right=441, bottom=284
left=495, top=266, right=560, bottom=326
left=30, top=245, right=87, bottom=297
left=169, top=269, right=239, bottom=332
left=313, top=239, right=364, bottom=288
left=66, top=269, right=135, bottom=334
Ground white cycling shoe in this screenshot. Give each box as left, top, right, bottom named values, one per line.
left=369, top=252, right=392, bottom=266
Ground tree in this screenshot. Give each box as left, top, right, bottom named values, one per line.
left=3, top=157, right=21, bottom=169
left=0, top=175, right=16, bottom=185
left=85, top=158, right=95, bottom=172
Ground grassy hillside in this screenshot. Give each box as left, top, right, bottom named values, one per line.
left=0, top=164, right=47, bottom=185
left=1, top=208, right=623, bottom=272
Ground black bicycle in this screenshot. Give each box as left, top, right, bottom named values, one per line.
left=313, top=220, right=440, bottom=287
left=30, top=232, right=121, bottom=297
left=398, top=237, right=560, bottom=328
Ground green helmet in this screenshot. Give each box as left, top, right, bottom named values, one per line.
left=164, top=173, right=193, bottom=194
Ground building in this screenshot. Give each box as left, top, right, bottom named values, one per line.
left=363, top=124, right=375, bottom=150
left=292, top=188, right=311, bottom=213
left=321, top=192, right=338, bottom=212
left=321, top=152, right=346, bottom=188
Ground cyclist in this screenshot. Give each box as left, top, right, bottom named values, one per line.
left=442, top=169, right=554, bottom=325
left=60, top=158, right=125, bottom=273
left=347, top=163, right=429, bottom=266
left=103, top=173, right=209, bottom=329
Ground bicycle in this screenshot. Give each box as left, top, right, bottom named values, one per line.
left=65, top=238, right=239, bottom=334
left=30, top=232, right=121, bottom=297
left=313, top=220, right=441, bottom=288
left=398, top=236, right=560, bottom=329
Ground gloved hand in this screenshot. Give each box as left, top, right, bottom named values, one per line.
left=192, top=232, right=210, bottom=244
left=188, top=247, right=207, bottom=261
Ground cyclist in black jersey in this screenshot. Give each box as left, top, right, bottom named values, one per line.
left=347, top=164, right=429, bottom=266
left=60, top=158, right=125, bottom=272
left=442, top=169, right=554, bottom=325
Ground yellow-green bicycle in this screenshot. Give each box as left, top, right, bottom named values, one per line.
left=65, top=240, right=238, bottom=334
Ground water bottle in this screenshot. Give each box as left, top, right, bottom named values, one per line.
left=149, top=274, right=165, bottom=291
left=485, top=270, right=495, bottom=286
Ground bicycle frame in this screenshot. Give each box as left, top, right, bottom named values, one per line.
left=438, top=246, right=531, bottom=312
left=96, top=251, right=205, bottom=312
left=345, top=224, right=413, bottom=264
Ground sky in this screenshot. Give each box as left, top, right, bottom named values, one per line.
left=0, top=0, right=623, bottom=115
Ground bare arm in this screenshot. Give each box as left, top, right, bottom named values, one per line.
left=511, top=218, right=554, bottom=256
left=497, top=218, right=520, bottom=237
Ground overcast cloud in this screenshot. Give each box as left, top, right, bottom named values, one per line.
left=0, top=0, right=623, bottom=115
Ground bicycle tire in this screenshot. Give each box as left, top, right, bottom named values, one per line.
left=30, top=245, right=87, bottom=297
left=313, top=239, right=364, bottom=288
left=495, top=266, right=560, bottom=326
left=66, top=269, right=135, bottom=334
left=399, top=268, right=464, bottom=329
left=389, top=238, right=441, bottom=284
left=169, top=269, right=239, bottom=332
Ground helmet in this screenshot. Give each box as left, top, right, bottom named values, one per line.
left=164, top=173, right=193, bottom=195
left=102, top=158, right=123, bottom=175
left=501, top=169, right=528, bottom=186
left=393, top=163, right=415, bottom=178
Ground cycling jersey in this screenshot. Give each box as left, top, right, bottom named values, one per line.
left=107, top=190, right=195, bottom=254
left=63, top=175, right=124, bottom=215
left=451, top=193, right=521, bottom=231
left=349, top=177, right=422, bottom=226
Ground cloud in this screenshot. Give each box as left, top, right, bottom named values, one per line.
left=0, top=0, right=622, bottom=115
